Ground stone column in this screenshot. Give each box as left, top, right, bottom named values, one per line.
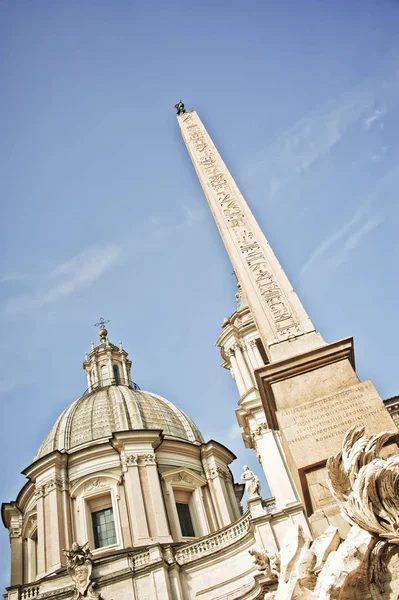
left=249, top=339, right=264, bottom=367
left=123, top=455, right=152, bottom=545
left=43, top=476, right=67, bottom=572
left=9, top=517, right=23, bottom=586
left=107, top=354, right=113, bottom=383
left=190, top=488, right=210, bottom=537
left=206, top=465, right=234, bottom=527
left=242, top=342, right=257, bottom=384
left=162, top=480, right=181, bottom=541
left=116, top=481, right=133, bottom=548
left=139, top=454, right=172, bottom=543
left=253, top=425, right=299, bottom=510
left=168, top=563, right=185, bottom=600
left=26, top=537, right=37, bottom=583
left=233, top=344, right=253, bottom=391
left=35, top=485, right=46, bottom=578
left=228, top=349, right=246, bottom=397
left=224, top=475, right=241, bottom=521
left=121, top=356, right=129, bottom=382
left=61, top=473, right=72, bottom=553
left=86, top=371, right=91, bottom=392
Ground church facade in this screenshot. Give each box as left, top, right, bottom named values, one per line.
left=3, top=106, right=399, bottom=600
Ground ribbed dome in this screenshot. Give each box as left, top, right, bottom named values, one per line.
left=36, top=386, right=204, bottom=460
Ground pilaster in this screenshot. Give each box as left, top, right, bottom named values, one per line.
left=111, top=431, right=172, bottom=545
left=7, top=509, right=23, bottom=586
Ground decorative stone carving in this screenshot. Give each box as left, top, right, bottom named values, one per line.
left=128, top=550, right=150, bottom=572
left=9, top=525, right=22, bottom=539
left=205, top=465, right=230, bottom=481
left=254, top=422, right=268, bottom=436
left=327, top=426, right=399, bottom=543
left=84, top=479, right=108, bottom=493
left=241, top=465, right=261, bottom=499
left=43, top=476, right=66, bottom=494
left=138, top=453, right=156, bottom=466
left=26, top=515, right=37, bottom=538
left=249, top=546, right=280, bottom=581
left=64, top=542, right=102, bottom=599
left=34, top=485, right=45, bottom=500
left=326, top=425, right=399, bottom=593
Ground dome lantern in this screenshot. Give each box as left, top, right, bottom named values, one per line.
left=83, top=319, right=133, bottom=393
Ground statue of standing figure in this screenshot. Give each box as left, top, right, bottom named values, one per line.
left=175, top=100, right=186, bottom=115
left=241, top=465, right=261, bottom=499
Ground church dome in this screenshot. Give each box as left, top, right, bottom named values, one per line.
left=36, top=385, right=204, bottom=460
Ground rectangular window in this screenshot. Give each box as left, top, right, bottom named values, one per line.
left=91, top=507, right=117, bottom=548
left=176, top=503, right=195, bottom=537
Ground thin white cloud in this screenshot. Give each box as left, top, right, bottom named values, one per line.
left=181, top=203, right=205, bottom=226
left=363, top=108, right=384, bottom=129
left=300, top=163, right=399, bottom=276
left=300, top=209, right=366, bottom=275
left=1, top=204, right=203, bottom=317
left=0, top=272, right=36, bottom=284
left=2, top=244, right=122, bottom=316
left=247, top=82, right=377, bottom=198
left=300, top=211, right=384, bottom=276
left=344, top=217, right=383, bottom=250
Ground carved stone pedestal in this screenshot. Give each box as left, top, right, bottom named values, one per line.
left=256, top=338, right=397, bottom=530
left=248, top=496, right=266, bottom=519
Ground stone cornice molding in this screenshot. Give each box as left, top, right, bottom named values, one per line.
left=201, top=440, right=236, bottom=464
left=111, top=429, right=163, bottom=453
left=23, top=451, right=68, bottom=482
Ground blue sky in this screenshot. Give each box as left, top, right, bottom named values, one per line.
left=1, top=0, right=399, bottom=588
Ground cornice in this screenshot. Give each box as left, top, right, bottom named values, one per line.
left=23, top=451, right=68, bottom=482
left=200, top=440, right=237, bottom=463
left=111, top=429, right=163, bottom=452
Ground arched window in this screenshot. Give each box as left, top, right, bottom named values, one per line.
left=113, top=365, right=120, bottom=385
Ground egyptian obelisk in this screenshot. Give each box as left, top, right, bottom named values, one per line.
left=176, top=105, right=324, bottom=363
left=177, top=104, right=396, bottom=536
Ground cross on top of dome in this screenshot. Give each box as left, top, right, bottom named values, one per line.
left=94, top=317, right=110, bottom=343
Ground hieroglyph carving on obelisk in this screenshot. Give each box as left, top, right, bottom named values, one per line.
left=177, top=110, right=322, bottom=360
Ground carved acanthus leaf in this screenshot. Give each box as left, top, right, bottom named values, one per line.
left=327, top=426, right=399, bottom=543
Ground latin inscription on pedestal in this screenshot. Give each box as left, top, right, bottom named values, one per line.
left=277, top=380, right=396, bottom=468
